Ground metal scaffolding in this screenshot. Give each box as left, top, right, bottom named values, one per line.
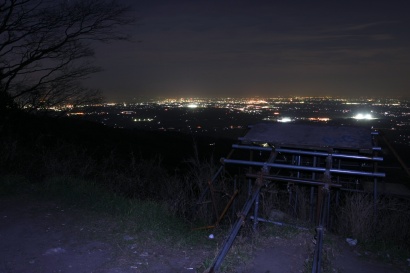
left=201, top=122, right=385, bottom=273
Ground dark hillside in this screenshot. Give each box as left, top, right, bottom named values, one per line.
left=0, top=110, right=233, bottom=215
left=1, top=111, right=233, bottom=175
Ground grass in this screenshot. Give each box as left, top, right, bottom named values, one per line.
left=0, top=175, right=211, bottom=246
left=4, top=174, right=409, bottom=272
left=196, top=228, right=260, bottom=273
left=0, top=174, right=258, bottom=272
left=335, top=192, right=410, bottom=260
left=358, top=240, right=410, bottom=265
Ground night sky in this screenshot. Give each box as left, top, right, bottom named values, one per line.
left=86, top=0, right=410, bottom=101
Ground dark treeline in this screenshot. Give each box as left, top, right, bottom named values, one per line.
left=0, top=110, right=232, bottom=208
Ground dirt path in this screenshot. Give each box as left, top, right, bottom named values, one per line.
left=235, top=236, right=409, bottom=273
left=0, top=195, right=408, bottom=273
left=0, top=195, right=212, bottom=273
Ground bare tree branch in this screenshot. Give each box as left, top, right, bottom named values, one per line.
left=0, top=0, right=135, bottom=111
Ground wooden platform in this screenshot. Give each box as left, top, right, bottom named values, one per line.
left=240, top=123, right=374, bottom=153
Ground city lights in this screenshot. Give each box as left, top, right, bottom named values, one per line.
left=278, top=117, right=292, bottom=123
left=353, top=113, right=374, bottom=120
left=187, top=104, right=198, bottom=108
left=62, top=96, right=409, bottom=146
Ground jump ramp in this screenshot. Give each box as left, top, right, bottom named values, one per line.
left=201, top=122, right=385, bottom=273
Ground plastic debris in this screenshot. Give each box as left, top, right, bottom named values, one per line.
left=44, top=247, right=66, bottom=255
left=346, top=238, right=357, bottom=246
left=123, top=235, right=134, bottom=241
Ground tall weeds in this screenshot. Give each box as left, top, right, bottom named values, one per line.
left=336, top=193, right=375, bottom=241
left=335, top=192, right=410, bottom=249
left=0, top=118, right=220, bottom=223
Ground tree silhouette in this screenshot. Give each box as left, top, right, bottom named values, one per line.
left=0, top=0, right=134, bottom=112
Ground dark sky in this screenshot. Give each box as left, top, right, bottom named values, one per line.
left=86, top=0, right=410, bottom=101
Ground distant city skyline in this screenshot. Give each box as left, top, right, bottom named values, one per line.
left=106, top=95, right=409, bottom=104
left=85, top=0, right=410, bottom=101
left=69, top=96, right=410, bottom=150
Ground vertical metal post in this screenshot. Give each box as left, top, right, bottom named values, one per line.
left=248, top=178, right=252, bottom=198
left=373, top=177, right=378, bottom=227
left=311, top=187, right=329, bottom=273
left=310, top=156, right=317, bottom=223
left=373, top=148, right=379, bottom=229
left=289, top=184, right=293, bottom=206
left=310, top=186, right=315, bottom=222
left=253, top=192, right=259, bottom=231
left=312, top=154, right=332, bottom=272
left=294, top=155, right=301, bottom=218
left=296, top=155, right=301, bottom=178
left=324, top=154, right=332, bottom=227
left=326, top=188, right=331, bottom=227
left=232, top=175, right=237, bottom=220
left=252, top=151, right=277, bottom=231
left=335, top=190, right=340, bottom=208
left=337, top=159, right=341, bottom=185
left=294, top=189, right=298, bottom=217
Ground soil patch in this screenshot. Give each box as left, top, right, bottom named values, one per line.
left=1, top=195, right=408, bottom=273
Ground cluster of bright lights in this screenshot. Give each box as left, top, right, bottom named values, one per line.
left=308, top=117, right=330, bottom=122
left=278, top=117, right=292, bottom=122
left=246, top=99, right=267, bottom=104
left=133, top=118, right=153, bottom=122
left=121, top=111, right=135, bottom=115
left=67, top=112, right=85, bottom=116
left=353, top=113, right=373, bottom=120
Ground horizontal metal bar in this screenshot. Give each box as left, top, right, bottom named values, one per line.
left=222, top=158, right=386, bottom=178
left=232, top=144, right=272, bottom=152
left=278, top=148, right=383, bottom=161
left=245, top=173, right=342, bottom=187
left=231, top=144, right=383, bottom=161
left=249, top=216, right=309, bottom=230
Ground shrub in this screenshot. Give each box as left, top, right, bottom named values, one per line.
left=335, top=192, right=410, bottom=248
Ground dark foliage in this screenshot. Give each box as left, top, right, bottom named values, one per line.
left=0, top=111, right=232, bottom=209
left=0, top=0, right=134, bottom=111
